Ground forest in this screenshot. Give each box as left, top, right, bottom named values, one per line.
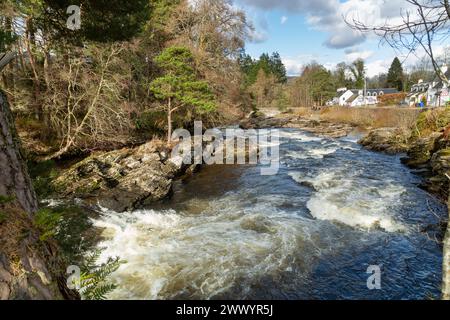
left=2, top=0, right=444, bottom=159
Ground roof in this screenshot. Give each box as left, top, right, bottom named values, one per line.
left=366, top=88, right=399, bottom=94
left=346, top=94, right=359, bottom=103
left=336, top=90, right=347, bottom=98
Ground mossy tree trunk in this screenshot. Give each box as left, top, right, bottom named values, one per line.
left=0, top=90, right=39, bottom=214
left=0, top=89, right=78, bottom=300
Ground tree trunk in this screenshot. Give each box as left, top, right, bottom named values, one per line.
left=0, top=89, right=79, bottom=300
left=25, top=18, right=42, bottom=120
left=167, top=97, right=172, bottom=144
left=0, top=90, right=38, bottom=214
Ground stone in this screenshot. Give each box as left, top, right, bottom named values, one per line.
left=53, top=141, right=184, bottom=212
left=403, top=132, right=442, bottom=167
left=359, top=128, right=409, bottom=154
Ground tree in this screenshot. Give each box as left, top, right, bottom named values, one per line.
left=40, top=0, right=151, bottom=42
left=350, top=59, right=365, bottom=89
left=269, top=52, right=287, bottom=83
left=290, top=62, right=335, bottom=108
left=149, top=47, right=216, bottom=143
left=387, top=57, right=405, bottom=91
left=333, top=62, right=350, bottom=88
left=239, top=51, right=287, bottom=87
left=348, top=0, right=450, bottom=85
left=0, top=85, right=77, bottom=299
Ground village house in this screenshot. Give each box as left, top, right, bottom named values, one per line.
left=407, top=64, right=450, bottom=107
left=329, top=87, right=399, bottom=107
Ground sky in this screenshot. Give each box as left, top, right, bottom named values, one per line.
left=234, top=0, right=450, bottom=77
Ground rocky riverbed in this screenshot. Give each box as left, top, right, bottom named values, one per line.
left=239, top=111, right=355, bottom=138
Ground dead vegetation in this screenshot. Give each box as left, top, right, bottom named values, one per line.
left=319, top=107, right=421, bottom=131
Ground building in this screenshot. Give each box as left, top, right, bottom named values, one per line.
left=427, top=65, right=450, bottom=107
left=406, top=80, right=430, bottom=106
left=330, top=88, right=399, bottom=107
left=407, top=64, right=450, bottom=107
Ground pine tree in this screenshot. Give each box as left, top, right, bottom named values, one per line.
left=387, top=57, right=404, bottom=91
left=149, top=47, right=216, bottom=143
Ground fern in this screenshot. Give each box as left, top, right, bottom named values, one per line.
left=78, top=249, right=124, bottom=300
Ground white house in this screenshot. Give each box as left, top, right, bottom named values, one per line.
left=427, top=65, right=450, bottom=107
left=407, top=65, right=450, bottom=107
left=331, top=88, right=398, bottom=107
left=406, top=80, right=430, bottom=107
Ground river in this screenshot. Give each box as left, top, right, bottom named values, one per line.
left=91, top=128, right=446, bottom=300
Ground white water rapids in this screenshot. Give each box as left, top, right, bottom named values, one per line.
left=88, top=129, right=445, bottom=299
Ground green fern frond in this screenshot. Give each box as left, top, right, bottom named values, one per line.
left=78, top=249, right=124, bottom=300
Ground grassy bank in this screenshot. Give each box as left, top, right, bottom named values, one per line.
left=319, top=107, right=421, bottom=130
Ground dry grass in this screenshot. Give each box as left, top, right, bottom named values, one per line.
left=320, top=107, right=421, bottom=131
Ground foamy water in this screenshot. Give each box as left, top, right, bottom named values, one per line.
left=90, top=129, right=446, bottom=300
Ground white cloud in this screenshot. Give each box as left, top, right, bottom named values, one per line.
left=366, top=59, right=391, bottom=77
left=281, top=16, right=288, bottom=25
left=344, top=49, right=374, bottom=62
left=237, top=0, right=414, bottom=49
left=282, top=53, right=334, bottom=76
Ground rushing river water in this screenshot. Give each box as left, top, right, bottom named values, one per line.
left=92, top=129, right=446, bottom=300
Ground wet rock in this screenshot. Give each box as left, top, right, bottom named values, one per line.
left=239, top=114, right=291, bottom=129
left=241, top=112, right=354, bottom=138
left=53, top=141, right=183, bottom=212
left=359, top=128, right=409, bottom=154
left=402, top=132, right=442, bottom=167
left=284, top=118, right=354, bottom=138
left=424, top=148, right=450, bottom=198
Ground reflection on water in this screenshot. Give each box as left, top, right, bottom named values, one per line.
left=92, top=129, right=446, bottom=300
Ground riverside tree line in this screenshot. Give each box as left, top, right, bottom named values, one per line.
left=1, top=0, right=449, bottom=159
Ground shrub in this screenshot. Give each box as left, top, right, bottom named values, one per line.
left=377, top=92, right=407, bottom=106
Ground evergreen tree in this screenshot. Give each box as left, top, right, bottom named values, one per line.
left=386, top=57, right=404, bottom=91
left=149, top=47, right=216, bottom=143
left=270, top=52, right=287, bottom=83
left=239, top=51, right=287, bottom=87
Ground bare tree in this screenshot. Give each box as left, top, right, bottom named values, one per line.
left=45, top=44, right=133, bottom=159
left=348, top=0, right=450, bottom=84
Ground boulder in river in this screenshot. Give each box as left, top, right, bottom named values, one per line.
left=53, top=142, right=184, bottom=212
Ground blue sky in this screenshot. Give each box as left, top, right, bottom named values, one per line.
left=234, top=0, right=449, bottom=77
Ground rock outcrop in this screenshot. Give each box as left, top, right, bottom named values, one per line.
left=358, top=127, right=410, bottom=154
left=239, top=111, right=291, bottom=129
left=285, top=117, right=354, bottom=138
left=403, top=132, right=442, bottom=167
left=239, top=112, right=354, bottom=138
left=443, top=206, right=450, bottom=300
left=53, top=142, right=186, bottom=212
